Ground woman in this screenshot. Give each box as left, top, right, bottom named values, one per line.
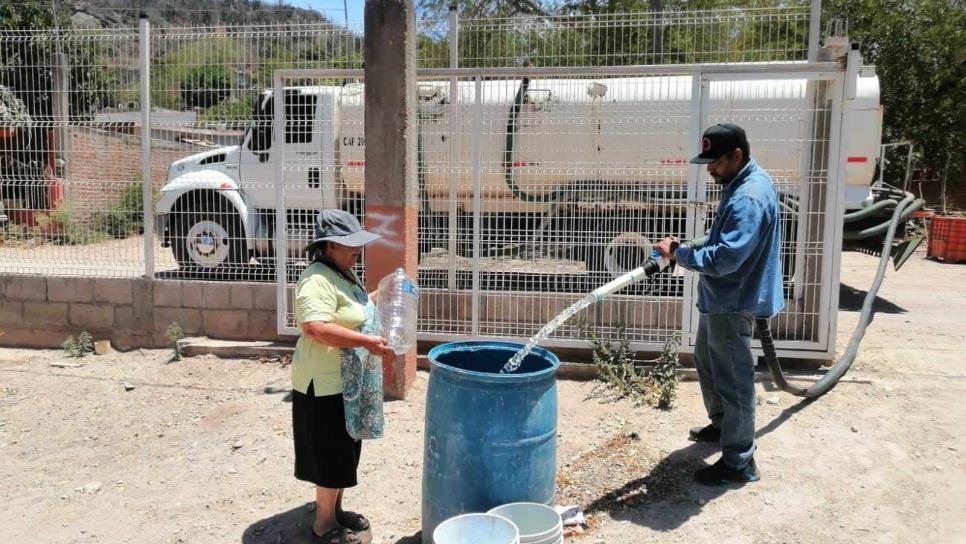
left=292, top=209, right=393, bottom=544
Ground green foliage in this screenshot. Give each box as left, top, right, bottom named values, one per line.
left=165, top=322, right=186, bottom=361
left=34, top=202, right=109, bottom=246
left=824, top=0, right=964, bottom=194
left=181, top=65, right=232, bottom=110
left=197, top=98, right=253, bottom=129
left=0, top=1, right=122, bottom=120
left=585, top=322, right=682, bottom=409
left=28, top=183, right=147, bottom=245
left=643, top=332, right=681, bottom=409
left=63, top=331, right=94, bottom=358
left=95, top=182, right=145, bottom=239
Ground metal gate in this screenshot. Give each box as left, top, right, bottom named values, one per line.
left=272, top=63, right=847, bottom=359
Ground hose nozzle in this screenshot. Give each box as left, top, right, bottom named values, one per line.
left=590, top=249, right=671, bottom=302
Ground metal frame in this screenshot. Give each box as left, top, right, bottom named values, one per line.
left=273, top=62, right=849, bottom=360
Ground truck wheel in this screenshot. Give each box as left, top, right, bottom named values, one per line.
left=173, top=212, right=246, bottom=274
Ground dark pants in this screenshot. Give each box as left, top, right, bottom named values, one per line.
left=694, top=312, right=757, bottom=469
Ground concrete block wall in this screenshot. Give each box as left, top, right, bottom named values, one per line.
left=0, top=274, right=287, bottom=350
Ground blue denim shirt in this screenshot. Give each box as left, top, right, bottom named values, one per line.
left=674, top=159, right=784, bottom=318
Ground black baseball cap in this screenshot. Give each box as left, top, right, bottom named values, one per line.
left=306, top=209, right=380, bottom=249
left=690, top=124, right=749, bottom=164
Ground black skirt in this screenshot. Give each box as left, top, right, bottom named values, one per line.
left=292, top=382, right=363, bottom=488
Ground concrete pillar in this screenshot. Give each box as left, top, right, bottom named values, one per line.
left=364, top=0, right=419, bottom=400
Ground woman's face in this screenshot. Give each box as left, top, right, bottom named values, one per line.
left=325, top=242, right=363, bottom=271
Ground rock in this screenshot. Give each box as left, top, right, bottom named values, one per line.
left=50, top=362, right=83, bottom=369
left=764, top=498, right=773, bottom=505
left=851, top=425, right=859, bottom=433
left=94, top=340, right=112, bottom=356
left=627, top=431, right=641, bottom=440
left=123, top=382, right=135, bottom=392
left=78, top=482, right=101, bottom=494
left=231, top=441, right=244, bottom=451
left=227, top=467, right=238, bottom=475
left=766, top=396, right=781, bottom=405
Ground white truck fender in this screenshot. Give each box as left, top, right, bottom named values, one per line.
left=156, top=170, right=257, bottom=249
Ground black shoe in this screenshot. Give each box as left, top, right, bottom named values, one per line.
left=688, top=424, right=721, bottom=443
left=694, top=457, right=760, bottom=486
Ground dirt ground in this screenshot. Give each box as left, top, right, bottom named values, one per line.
left=1, top=249, right=964, bottom=544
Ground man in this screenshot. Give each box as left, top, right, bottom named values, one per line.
left=653, top=123, right=783, bottom=485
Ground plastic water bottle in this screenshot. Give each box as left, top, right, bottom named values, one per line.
left=376, top=268, right=420, bottom=355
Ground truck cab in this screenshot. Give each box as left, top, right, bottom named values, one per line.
left=156, top=87, right=339, bottom=271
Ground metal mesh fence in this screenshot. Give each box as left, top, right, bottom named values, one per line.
left=0, top=27, right=147, bottom=277
left=701, top=76, right=836, bottom=346
left=270, top=67, right=842, bottom=353
left=1, top=7, right=846, bottom=354
left=150, top=24, right=362, bottom=282
left=419, top=5, right=812, bottom=68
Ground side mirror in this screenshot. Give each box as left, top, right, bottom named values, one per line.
left=257, top=152, right=270, bottom=163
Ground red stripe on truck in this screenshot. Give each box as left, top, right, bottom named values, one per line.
left=347, top=161, right=365, bottom=167
left=847, top=157, right=868, bottom=163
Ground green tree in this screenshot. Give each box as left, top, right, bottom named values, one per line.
left=181, top=65, right=232, bottom=109
left=824, top=0, right=964, bottom=195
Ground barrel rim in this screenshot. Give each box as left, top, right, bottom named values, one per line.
left=432, top=512, right=520, bottom=544
left=427, top=341, right=560, bottom=382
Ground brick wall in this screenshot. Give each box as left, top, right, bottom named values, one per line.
left=65, top=128, right=205, bottom=220
left=0, top=274, right=287, bottom=350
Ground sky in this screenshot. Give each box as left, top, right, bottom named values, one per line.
left=285, top=0, right=366, bottom=25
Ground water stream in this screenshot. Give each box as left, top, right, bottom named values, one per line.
left=500, top=293, right=596, bottom=373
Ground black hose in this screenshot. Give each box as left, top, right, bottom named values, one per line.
left=843, top=198, right=896, bottom=223
left=843, top=198, right=925, bottom=240
left=756, top=191, right=917, bottom=398
left=503, top=78, right=564, bottom=203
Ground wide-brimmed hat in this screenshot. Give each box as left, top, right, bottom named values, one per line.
left=305, top=209, right=380, bottom=249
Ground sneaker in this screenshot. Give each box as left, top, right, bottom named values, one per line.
left=693, top=457, right=761, bottom=485
left=688, top=424, right=721, bottom=443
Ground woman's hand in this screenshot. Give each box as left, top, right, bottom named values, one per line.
left=364, top=335, right=394, bottom=358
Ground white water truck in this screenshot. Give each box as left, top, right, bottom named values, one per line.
left=155, top=43, right=924, bottom=279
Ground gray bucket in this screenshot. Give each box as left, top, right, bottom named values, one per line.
left=432, top=513, right=520, bottom=544
left=487, top=503, right=563, bottom=544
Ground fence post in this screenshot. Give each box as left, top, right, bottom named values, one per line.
left=447, top=4, right=459, bottom=290
left=140, top=17, right=154, bottom=278
left=471, top=75, right=482, bottom=337
left=808, top=0, right=822, bottom=62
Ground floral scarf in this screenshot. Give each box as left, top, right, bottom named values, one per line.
left=315, top=256, right=384, bottom=440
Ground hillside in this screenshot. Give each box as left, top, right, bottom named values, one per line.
left=65, top=0, right=333, bottom=29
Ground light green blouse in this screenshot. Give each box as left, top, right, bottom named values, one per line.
left=292, top=262, right=370, bottom=397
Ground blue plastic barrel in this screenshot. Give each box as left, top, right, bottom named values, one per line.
left=421, top=341, right=560, bottom=544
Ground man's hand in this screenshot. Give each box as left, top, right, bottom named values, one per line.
left=652, top=236, right=679, bottom=261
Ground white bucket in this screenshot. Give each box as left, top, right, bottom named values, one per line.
left=432, top=513, right=520, bottom=544
left=487, top=503, right=563, bottom=544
